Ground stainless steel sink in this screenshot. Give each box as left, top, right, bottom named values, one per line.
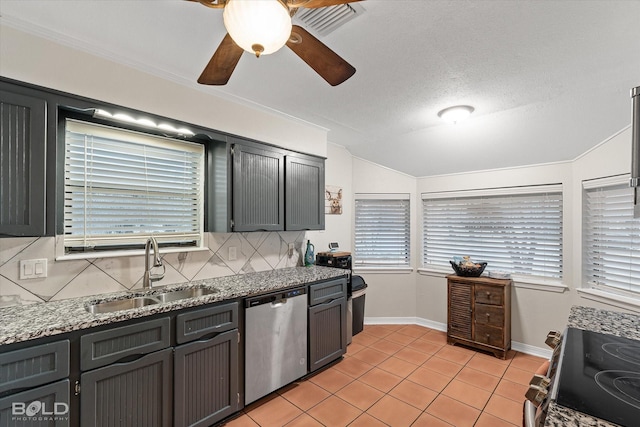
left=154, top=287, right=217, bottom=303
left=85, top=297, right=159, bottom=314
left=85, top=287, right=218, bottom=314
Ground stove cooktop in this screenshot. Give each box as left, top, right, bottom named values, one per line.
left=555, top=328, right=640, bottom=427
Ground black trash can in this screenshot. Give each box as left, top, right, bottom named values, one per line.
left=351, top=275, right=368, bottom=336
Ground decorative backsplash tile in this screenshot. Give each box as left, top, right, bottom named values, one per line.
left=0, top=231, right=306, bottom=307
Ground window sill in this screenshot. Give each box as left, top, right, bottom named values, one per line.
left=417, top=268, right=568, bottom=292
left=56, top=245, right=209, bottom=261
left=353, top=267, right=414, bottom=274
left=577, top=288, right=640, bottom=313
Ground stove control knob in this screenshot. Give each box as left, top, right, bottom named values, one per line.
left=529, top=374, right=551, bottom=389
left=525, top=384, right=549, bottom=407
left=545, top=330, right=562, bottom=349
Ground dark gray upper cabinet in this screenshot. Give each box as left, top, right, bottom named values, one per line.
left=0, top=89, right=46, bottom=236
left=230, top=138, right=325, bottom=232
left=231, top=141, right=285, bottom=232
left=285, top=154, right=325, bottom=231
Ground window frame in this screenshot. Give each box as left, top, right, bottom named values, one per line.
left=420, top=185, right=566, bottom=291
left=353, top=193, right=412, bottom=272
left=56, top=110, right=208, bottom=259
left=580, top=174, right=640, bottom=309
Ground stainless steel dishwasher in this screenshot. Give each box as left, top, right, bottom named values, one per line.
left=244, top=286, right=307, bottom=405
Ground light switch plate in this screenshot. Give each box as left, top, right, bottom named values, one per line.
left=288, top=243, right=295, bottom=257
left=19, top=259, right=48, bottom=279
left=228, top=246, right=237, bottom=261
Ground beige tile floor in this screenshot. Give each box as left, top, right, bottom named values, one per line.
left=225, top=324, right=545, bottom=427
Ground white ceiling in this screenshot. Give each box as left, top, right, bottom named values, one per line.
left=1, top=0, right=639, bottom=177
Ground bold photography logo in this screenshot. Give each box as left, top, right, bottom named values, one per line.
left=12, top=400, right=69, bottom=421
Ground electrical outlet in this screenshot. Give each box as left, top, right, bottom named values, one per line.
left=19, top=259, right=48, bottom=279
left=228, top=246, right=237, bottom=261
left=288, top=243, right=295, bottom=257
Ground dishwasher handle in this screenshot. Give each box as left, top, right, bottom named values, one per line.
left=245, top=287, right=306, bottom=308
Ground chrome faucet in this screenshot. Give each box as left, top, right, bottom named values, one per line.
left=143, top=237, right=165, bottom=289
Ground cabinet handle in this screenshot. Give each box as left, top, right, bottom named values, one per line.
left=486, top=313, right=491, bottom=318
left=486, top=291, right=491, bottom=297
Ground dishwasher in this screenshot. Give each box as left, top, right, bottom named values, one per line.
left=244, top=286, right=307, bottom=405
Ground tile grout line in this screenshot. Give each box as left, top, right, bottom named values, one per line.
left=238, top=324, right=537, bottom=427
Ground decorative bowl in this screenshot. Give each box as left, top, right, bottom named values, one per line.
left=450, top=260, right=488, bottom=277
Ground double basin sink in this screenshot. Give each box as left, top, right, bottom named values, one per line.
left=86, top=286, right=218, bottom=314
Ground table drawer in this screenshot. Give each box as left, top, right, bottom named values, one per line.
left=474, top=304, right=505, bottom=327
left=474, top=324, right=504, bottom=348
left=474, top=285, right=504, bottom=306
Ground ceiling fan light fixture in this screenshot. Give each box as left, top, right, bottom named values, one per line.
left=223, top=0, right=292, bottom=57
left=437, top=105, right=475, bottom=124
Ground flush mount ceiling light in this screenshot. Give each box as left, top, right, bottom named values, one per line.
left=223, top=0, right=292, bottom=57
left=437, top=105, right=475, bottom=124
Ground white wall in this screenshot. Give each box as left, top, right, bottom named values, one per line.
left=415, top=127, right=633, bottom=350
left=306, top=142, right=353, bottom=254
left=351, top=158, right=418, bottom=320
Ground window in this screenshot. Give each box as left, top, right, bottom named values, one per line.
left=422, top=185, right=563, bottom=279
left=354, top=194, right=410, bottom=267
left=583, top=176, right=640, bottom=296
left=63, top=119, right=204, bottom=252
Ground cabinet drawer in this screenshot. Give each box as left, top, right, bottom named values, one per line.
left=81, top=317, right=171, bottom=371
left=0, top=379, right=69, bottom=426
left=176, top=302, right=238, bottom=345
left=309, top=278, right=347, bottom=306
left=474, top=285, right=504, bottom=306
left=0, top=340, right=69, bottom=394
left=474, top=304, right=505, bottom=327
left=474, top=324, right=504, bottom=348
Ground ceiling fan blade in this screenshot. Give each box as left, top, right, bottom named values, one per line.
left=185, top=0, right=226, bottom=8
left=286, top=25, right=355, bottom=86
left=197, top=33, right=244, bottom=85
left=292, top=0, right=363, bottom=8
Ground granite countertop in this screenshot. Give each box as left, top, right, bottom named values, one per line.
left=0, top=266, right=347, bottom=346
left=544, top=305, right=640, bottom=427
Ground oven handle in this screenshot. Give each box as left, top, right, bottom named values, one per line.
left=523, top=400, right=538, bottom=427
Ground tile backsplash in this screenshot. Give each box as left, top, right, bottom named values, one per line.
left=0, top=231, right=306, bottom=307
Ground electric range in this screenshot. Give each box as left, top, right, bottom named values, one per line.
left=552, top=327, right=640, bottom=427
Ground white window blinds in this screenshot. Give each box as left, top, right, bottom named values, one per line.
left=354, top=194, right=410, bottom=267
left=64, top=119, right=204, bottom=250
left=422, top=186, right=563, bottom=279
left=583, top=177, right=640, bottom=296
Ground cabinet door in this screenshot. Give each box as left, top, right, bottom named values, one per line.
left=80, top=348, right=172, bottom=427
left=232, top=143, right=284, bottom=231
left=0, top=90, right=46, bottom=236
left=308, top=297, right=346, bottom=372
left=285, top=155, right=325, bottom=231
left=0, top=340, right=69, bottom=394
left=0, top=379, right=70, bottom=427
left=174, top=329, right=239, bottom=427
left=447, top=280, right=472, bottom=340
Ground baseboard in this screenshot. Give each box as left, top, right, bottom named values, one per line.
left=364, top=316, right=551, bottom=359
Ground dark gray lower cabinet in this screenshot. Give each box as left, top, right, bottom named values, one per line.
left=80, top=348, right=173, bottom=427
left=174, top=329, right=239, bottom=427
left=0, top=379, right=70, bottom=427
left=308, top=278, right=347, bottom=372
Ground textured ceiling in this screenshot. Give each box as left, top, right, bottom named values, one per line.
left=1, top=0, right=639, bottom=177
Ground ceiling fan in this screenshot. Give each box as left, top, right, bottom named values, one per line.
left=187, top=0, right=362, bottom=86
